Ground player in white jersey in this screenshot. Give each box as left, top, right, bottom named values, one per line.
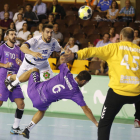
left=6, top=24, right=61, bottom=91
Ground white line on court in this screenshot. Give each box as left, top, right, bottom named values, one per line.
left=76, top=126, right=83, bottom=127
left=62, top=125, right=69, bottom=127
left=48, top=125, right=56, bottom=126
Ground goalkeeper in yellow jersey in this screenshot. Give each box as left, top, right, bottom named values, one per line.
left=63, top=27, right=140, bottom=140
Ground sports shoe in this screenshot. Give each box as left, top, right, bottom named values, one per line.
left=4, top=79, right=15, bottom=92
left=22, top=128, right=30, bottom=139
left=134, top=119, right=140, bottom=128
left=10, top=127, right=23, bottom=135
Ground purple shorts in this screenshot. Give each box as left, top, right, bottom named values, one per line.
left=0, top=82, right=24, bottom=102
left=27, top=71, right=49, bottom=111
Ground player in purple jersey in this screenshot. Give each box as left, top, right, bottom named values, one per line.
left=6, top=55, right=98, bottom=139
left=0, top=29, right=25, bottom=134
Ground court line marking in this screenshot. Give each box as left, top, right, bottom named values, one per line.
left=76, top=126, right=83, bottom=127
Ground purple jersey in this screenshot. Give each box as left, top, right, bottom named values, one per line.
left=28, top=63, right=86, bottom=111
left=0, top=43, right=24, bottom=102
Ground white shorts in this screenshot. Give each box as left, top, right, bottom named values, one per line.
left=17, top=58, right=54, bottom=81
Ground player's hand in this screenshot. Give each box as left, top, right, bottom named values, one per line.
left=63, top=51, right=74, bottom=63
left=4, top=62, right=12, bottom=68
left=95, top=122, right=98, bottom=127
left=31, top=51, right=43, bottom=59
left=16, top=58, right=22, bottom=66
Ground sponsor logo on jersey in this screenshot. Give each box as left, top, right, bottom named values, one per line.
left=64, top=76, right=73, bottom=90
left=5, top=51, right=9, bottom=57
left=0, top=93, right=2, bottom=98
left=42, top=50, right=48, bottom=54
left=52, top=84, right=65, bottom=94
left=52, top=42, right=55, bottom=48
left=43, top=72, right=50, bottom=80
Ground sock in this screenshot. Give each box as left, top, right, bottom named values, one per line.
left=7, top=76, right=11, bottom=81
left=13, top=108, right=24, bottom=129
left=26, top=121, right=36, bottom=131
left=11, top=77, right=20, bottom=86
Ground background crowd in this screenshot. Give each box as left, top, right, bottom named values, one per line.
left=0, top=0, right=140, bottom=75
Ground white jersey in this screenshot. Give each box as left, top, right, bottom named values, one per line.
left=24, top=35, right=61, bottom=65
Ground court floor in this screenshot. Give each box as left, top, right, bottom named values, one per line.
left=0, top=113, right=139, bottom=140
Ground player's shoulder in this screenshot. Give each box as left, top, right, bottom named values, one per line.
left=51, top=37, right=58, bottom=43
left=28, top=35, right=42, bottom=43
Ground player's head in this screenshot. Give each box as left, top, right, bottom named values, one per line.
left=120, top=27, right=134, bottom=42
left=42, top=24, right=53, bottom=43
left=6, top=29, right=16, bottom=44
left=76, top=70, right=91, bottom=87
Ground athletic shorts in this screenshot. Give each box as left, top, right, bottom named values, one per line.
left=27, top=71, right=50, bottom=111
left=17, top=58, right=54, bottom=81
left=0, top=82, right=24, bottom=102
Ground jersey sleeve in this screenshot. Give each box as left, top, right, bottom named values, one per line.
left=24, top=37, right=37, bottom=48
left=77, top=43, right=116, bottom=61
left=71, top=91, right=86, bottom=107
left=54, top=40, right=61, bottom=52
left=0, top=45, right=3, bottom=60
left=20, top=51, right=25, bottom=61
left=58, top=63, right=70, bottom=74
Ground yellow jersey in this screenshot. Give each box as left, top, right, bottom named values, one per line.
left=77, top=41, right=140, bottom=96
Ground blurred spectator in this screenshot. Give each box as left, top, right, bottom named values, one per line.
left=50, top=0, right=66, bottom=20
left=65, top=37, right=79, bottom=53
left=33, top=23, right=43, bottom=37
left=27, top=34, right=33, bottom=40
left=24, top=4, right=39, bottom=30
left=13, top=6, right=24, bottom=22
left=0, top=4, right=13, bottom=20
left=0, top=34, right=4, bottom=45
left=133, top=29, right=140, bottom=46
left=95, top=60, right=108, bottom=75
left=116, top=38, right=120, bottom=43
left=33, top=0, right=47, bottom=22
left=17, top=23, right=30, bottom=45
left=0, top=12, right=13, bottom=31
left=106, top=1, right=119, bottom=21
left=52, top=23, right=63, bottom=42
left=45, top=14, right=55, bottom=25
left=4, top=22, right=16, bottom=41
left=96, top=33, right=111, bottom=47
left=85, top=0, right=98, bottom=10
left=109, top=27, right=119, bottom=43
left=118, top=0, right=135, bottom=22
left=97, top=0, right=112, bottom=12
left=15, top=14, right=26, bottom=32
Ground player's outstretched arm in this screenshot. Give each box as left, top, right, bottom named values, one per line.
left=81, top=105, right=98, bottom=127
left=20, top=44, right=43, bottom=59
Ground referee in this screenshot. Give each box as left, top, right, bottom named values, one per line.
left=63, top=27, right=140, bottom=140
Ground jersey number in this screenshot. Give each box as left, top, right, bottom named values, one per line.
left=121, top=55, right=139, bottom=71
left=52, top=84, right=65, bottom=94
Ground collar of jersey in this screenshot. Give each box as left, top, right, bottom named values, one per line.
left=5, top=43, right=15, bottom=49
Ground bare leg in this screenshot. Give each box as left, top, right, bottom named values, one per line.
left=10, top=74, right=17, bottom=81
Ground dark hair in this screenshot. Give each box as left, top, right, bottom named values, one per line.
left=53, top=23, right=58, bottom=26
left=26, top=4, right=33, bottom=8
left=43, top=24, right=53, bottom=31
left=6, top=29, right=16, bottom=35
left=4, top=3, right=9, bottom=6
left=111, top=1, right=118, bottom=9
left=18, top=6, right=24, bottom=11
left=120, top=27, right=134, bottom=41
left=103, top=33, right=110, bottom=38
left=49, top=14, right=54, bottom=17
left=77, top=70, right=91, bottom=81
left=17, top=13, right=23, bottom=17
left=8, top=22, right=16, bottom=30
left=23, top=23, right=28, bottom=26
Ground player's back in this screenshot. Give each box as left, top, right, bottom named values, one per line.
left=106, top=41, right=140, bottom=96
left=40, top=63, right=84, bottom=105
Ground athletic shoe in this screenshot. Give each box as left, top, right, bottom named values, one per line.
left=10, top=127, right=23, bottom=135
left=22, top=128, right=30, bottom=139
left=4, top=79, right=15, bottom=92
left=134, top=119, right=140, bottom=128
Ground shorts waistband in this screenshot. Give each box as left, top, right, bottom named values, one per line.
left=25, top=58, right=35, bottom=66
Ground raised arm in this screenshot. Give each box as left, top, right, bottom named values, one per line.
left=81, top=105, right=98, bottom=127
left=20, top=43, right=43, bottom=59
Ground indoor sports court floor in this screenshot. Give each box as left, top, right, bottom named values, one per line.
left=0, top=111, right=140, bottom=140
